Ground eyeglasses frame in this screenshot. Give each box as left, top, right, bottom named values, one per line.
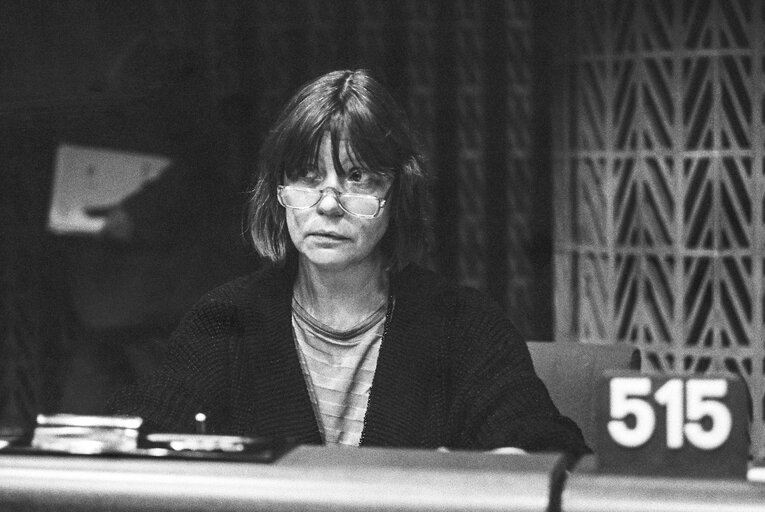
left=276, top=184, right=390, bottom=219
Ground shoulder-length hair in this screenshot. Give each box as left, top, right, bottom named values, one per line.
left=247, top=69, right=431, bottom=270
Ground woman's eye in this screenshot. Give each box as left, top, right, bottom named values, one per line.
left=347, top=168, right=367, bottom=182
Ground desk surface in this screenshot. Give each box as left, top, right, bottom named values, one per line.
left=564, top=471, right=765, bottom=512
left=0, top=446, right=561, bottom=512
left=2, top=446, right=765, bottom=512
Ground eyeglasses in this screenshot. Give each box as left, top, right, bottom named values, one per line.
left=277, top=185, right=388, bottom=219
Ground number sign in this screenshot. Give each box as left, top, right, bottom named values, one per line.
left=597, top=371, right=748, bottom=479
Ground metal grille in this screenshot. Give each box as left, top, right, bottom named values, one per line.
left=553, top=0, right=765, bottom=457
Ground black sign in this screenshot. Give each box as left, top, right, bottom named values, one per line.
left=596, top=371, right=749, bottom=479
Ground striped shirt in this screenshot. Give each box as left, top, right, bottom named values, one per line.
left=291, top=297, right=388, bottom=446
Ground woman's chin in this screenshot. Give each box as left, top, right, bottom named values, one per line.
left=299, top=248, right=379, bottom=273
left=301, top=251, right=356, bottom=271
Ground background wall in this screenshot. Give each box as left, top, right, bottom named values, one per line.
left=0, top=1, right=550, bottom=429
left=553, top=0, right=765, bottom=457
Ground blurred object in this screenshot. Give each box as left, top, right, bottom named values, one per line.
left=749, top=460, right=765, bottom=482
left=194, top=413, right=207, bottom=435
left=144, top=433, right=266, bottom=453
left=94, top=205, right=135, bottom=241
left=47, top=144, right=170, bottom=235
left=51, top=29, right=259, bottom=418
left=0, top=427, right=29, bottom=450
left=31, top=414, right=142, bottom=454
left=22, top=414, right=289, bottom=462
left=36, top=414, right=142, bottom=429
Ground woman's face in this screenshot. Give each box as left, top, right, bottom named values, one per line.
left=284, top=133, right=392, bottom=272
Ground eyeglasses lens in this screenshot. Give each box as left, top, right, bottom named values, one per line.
left=341, top=196, right=378, bottom=216
left=280, top=188, right=379, bottom=217
left=280, top=187, right=317, bottom=208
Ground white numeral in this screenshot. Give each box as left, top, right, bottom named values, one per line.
left=608, top=377, right=655, bottom=448
left=654, top=379, right=684, bottom=448
left=608, top=378, right=731, bottom=450
left=684, top=379, right=731, bottom=450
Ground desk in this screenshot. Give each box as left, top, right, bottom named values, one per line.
left=563, top=469, right=765, bottom=512
left=0, top=446, right=562, bottom=512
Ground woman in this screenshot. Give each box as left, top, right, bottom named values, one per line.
left=109, top=69, right=589, bottom=456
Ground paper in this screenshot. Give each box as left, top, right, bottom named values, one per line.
left=748, top=463, right=765, bottom=482
left=47, top=143, right=171, bottom=234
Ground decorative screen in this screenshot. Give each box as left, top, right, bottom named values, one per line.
left=553, top=0, right=765, bottom=457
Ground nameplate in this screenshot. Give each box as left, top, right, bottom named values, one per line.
left=596, top=371, right=748, bottom=479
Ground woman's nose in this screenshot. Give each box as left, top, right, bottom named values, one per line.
left=316, top=187, right=344, bottom=216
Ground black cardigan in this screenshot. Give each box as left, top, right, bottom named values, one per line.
left=108, top=263, right=589, bottom=456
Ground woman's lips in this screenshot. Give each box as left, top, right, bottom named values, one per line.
left=311, top=231, right=346, bottom=239
left=309, top=232, right=348, bottom=242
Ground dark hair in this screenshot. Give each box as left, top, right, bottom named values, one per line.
left=247, top=69, right=431, bottom=270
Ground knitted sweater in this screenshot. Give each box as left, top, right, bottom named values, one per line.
left=108, top=263, right=590, bottom=456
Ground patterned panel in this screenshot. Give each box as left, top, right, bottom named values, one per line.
left=506, top=154, right=536, bottom=327
left=641, top=253, right=675, bottom=345
left=250, top=1, right=301, bottom=123
left=355, top=0, right=394, bottom=76
left=454, top=0, right=486, bottom=291
left=402, top=0, right=437, bottom=158
left=576, top=60, right=609, bottom=151
left=613, top=59, right=638, bottom=151
left=613, top=157, right=638, bottom=247
left=613, top=251, right=639, bottom=342
left=554, top=0, right=765, bottom=457
left=642, top=156, right=676, bottom=247
left=577, top=252, right=611, bottom=342
left=400, top=0, right=440, bottom=276
left=304, top=0, right=347, bottom=78
left=576, top=156, right=609, bottom=246
left=505, top=1, right=537, bottom=332
left=204, top=1, right=245, bottom=97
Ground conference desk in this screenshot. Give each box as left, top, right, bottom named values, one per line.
left=1, top=445, right=764, bottom=512
left=563, top=471, right=765, bottom=512
left=0, top=445, right=563, bottom=512
left=564, top=456, right=765, bottom=512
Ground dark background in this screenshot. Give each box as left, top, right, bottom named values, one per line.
left=0, top=0, right=554, bottom=429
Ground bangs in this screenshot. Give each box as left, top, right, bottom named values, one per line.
left=280, top=121, right=325, bottom=182
left=328, top=100, right=406, bottom=178
left=283, top=111, right=401, bottom=182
